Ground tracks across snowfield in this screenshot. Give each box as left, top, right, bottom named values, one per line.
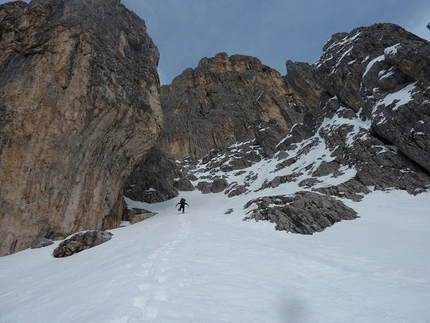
left=0, top=190, right=430, bottom=322
left=120, top=192, right=289, bottom=322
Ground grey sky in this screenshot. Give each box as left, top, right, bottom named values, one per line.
left=2, top=0, right=429, bottom=84
left=121, top=0, right=429, bottom=84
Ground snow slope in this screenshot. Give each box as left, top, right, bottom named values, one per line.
left=0, top=189, right=429, bottom=323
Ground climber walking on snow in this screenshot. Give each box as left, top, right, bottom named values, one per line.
left=176, top=198, right=189, bottom=213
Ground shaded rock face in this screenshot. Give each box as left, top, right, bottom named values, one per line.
left=123, top=148, right=180, bottom=203
left=0, top=0, right=162, bottom=256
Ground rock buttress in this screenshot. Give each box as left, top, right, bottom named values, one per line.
left=0, top=0, right=163, bottom=255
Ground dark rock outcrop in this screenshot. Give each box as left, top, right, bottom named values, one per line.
left=314, top=23, right=430, bottom=174
left=211, top=178, right=229, bottom=193
left=244, top=192, right=358, bottom=234
left=276, top=24, right=430, bottom=196
left=123, top=148, right=180, bottom=203
left=174, top=177, right=195, bottom=191
left=0, top=0, right=162, bottom=256
left=53, top=230, right=113, bottom=258
left=284, top=60, right=323, bottom=111
left=123, top=208, right=157, bottom=225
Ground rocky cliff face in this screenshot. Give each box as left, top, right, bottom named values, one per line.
left=0, top=0, right=162, bottom=256
left=245, top=23, right=430, bottom=231
left=124, top=53, right=322, bottom=202
left=160, top=52, right=321, bottom=160
left=309, top=23, right=430, bottom=188
left=126, top=23, right=430, bottom=234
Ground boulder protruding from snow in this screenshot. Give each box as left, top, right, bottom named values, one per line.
left=123, top=208, right=158, bottom=225
left=31, top=238, right=54, bottom=249
left=174, top=178, right=196, bottom=191
left=53, top=231, right=113, bottom=258
left=244, top=192, right=358, bottom=234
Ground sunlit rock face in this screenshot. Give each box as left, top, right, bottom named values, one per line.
left=0, top=0, right=162, bottom=256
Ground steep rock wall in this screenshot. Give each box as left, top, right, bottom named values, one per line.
left=313, top=23, right=430, bottom=174
left=159, top=52, right=321, bottom=160
left=0, top=0, right=162, bottom=255
left=124, top=53, right=322, bottom=202
left=125, top=23, right=430, bottom=209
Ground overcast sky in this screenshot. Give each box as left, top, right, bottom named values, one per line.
left=2, top=0, right=429, bottom=84
left=121, top=0, right=429, bottom=84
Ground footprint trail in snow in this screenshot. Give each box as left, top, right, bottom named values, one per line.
left=128, top=214, right=190, bottom=321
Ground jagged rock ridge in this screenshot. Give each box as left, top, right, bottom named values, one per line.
left=241, top=24, right=430, bottom=230
left=0, top=0, right=162, bottom=256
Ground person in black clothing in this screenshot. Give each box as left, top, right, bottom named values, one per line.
left=176, top=198, right=189, bottom=213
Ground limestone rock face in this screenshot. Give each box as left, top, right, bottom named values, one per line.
left=124, top=53, right=322, bottom=203
left=314, top=23, right=430, bottom=175
left=284, top=60, right=323, bottom=111
left=0, top=0, right=162, bottom=256
left=160, top=52, right=321, bottom=160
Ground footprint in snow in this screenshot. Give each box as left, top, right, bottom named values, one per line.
left=141, top=262, right=154, bottom=269
left=157, top=275, right=168, bottom=283
left=134, top=270, right=149, bottom=278
left=137, top=283, right=152, bottom=291
left=143, top=305, right=159, bottom=320
left=147, top=253, right=159, bottom=260
left=154, top=290, right=169, bottom=302
left=133, top=295, right=150, bottom=311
